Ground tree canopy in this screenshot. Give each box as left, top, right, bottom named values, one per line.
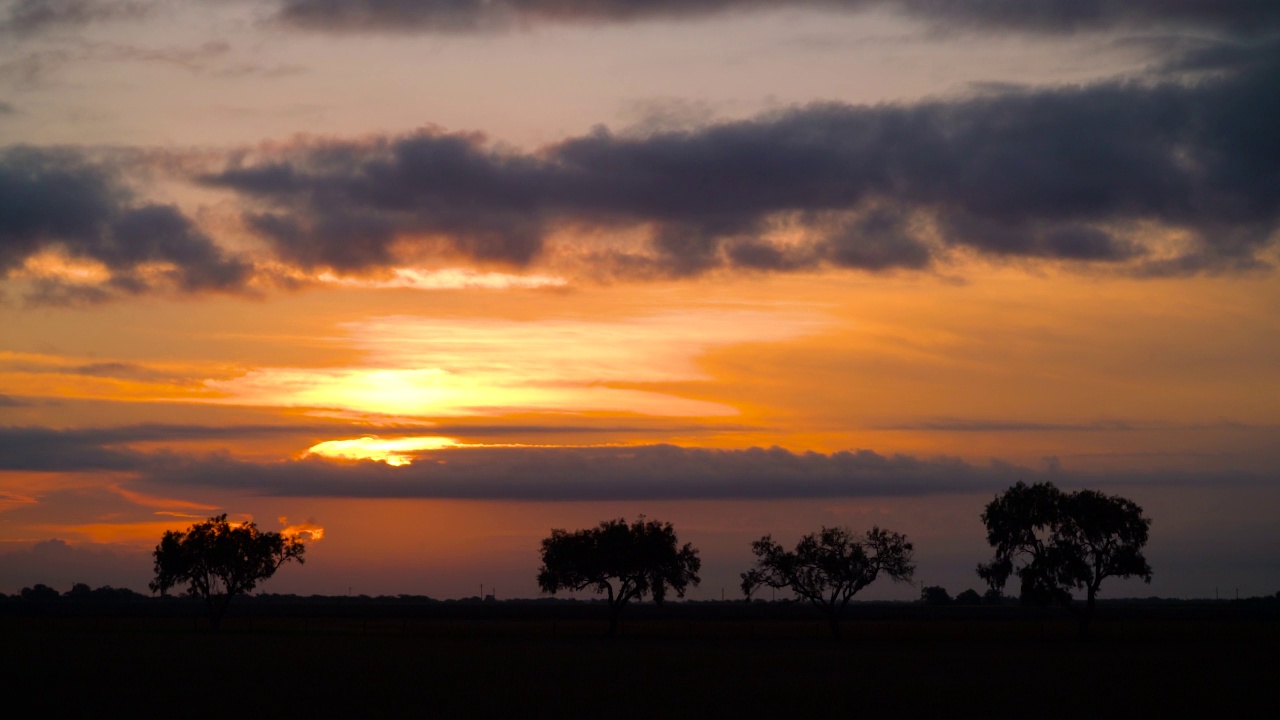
left=537, top=516, right=700, bottom=635
left=151, top=514, right=305, bottom=631
left=741, top=525, right=915, bottom=636
left=977, top=481, right=1152, bottom=636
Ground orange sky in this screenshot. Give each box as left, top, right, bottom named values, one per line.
left=2, top=2, right=1278, bottom=600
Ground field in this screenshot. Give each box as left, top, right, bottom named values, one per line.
left=3, top=602, right=1274, bottom=716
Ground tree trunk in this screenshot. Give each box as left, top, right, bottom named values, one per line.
left=208, top=600, right=222, bottom=634
left=208, top=593, right=232, bottom=634
left=607, top=602, right=621, bottom=637
left=1079, top=587, right=1096, bottom=640
left=825, top=601, right=843, bottom=639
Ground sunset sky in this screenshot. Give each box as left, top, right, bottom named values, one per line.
left=1, top=1, right=1278, bottom=601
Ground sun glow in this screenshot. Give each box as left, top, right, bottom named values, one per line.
left=205, top=310, right=822, bottom=418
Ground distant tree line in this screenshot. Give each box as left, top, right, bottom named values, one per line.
left=12, top=482, right=1280, bottom=639
left=5, top=583, right=149, bottom=602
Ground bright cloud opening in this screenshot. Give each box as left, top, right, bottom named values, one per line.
left=306, top=435, right=460, bottom=466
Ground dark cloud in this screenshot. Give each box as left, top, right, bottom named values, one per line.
left=0, top=393, right=30, bottom=407
left=269, top=0, right=1280, bottom=35
left=897, top=0, right=1280, bottom=35
left=0, top=424, right=348, bottom=468
left=203, top=44, right=1280, bottom=278
left=0, top=0, right=151, bottom=37
left=0, top=100, right=14, bottom=115
left=820, top=205, right=933, bottom=270
left=1158, top=36, right=1280, bottom=74
left=0, top=147, right=252, bottom=302
left=0, top=426, right=143, bottom=471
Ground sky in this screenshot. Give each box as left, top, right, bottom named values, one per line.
left=1, top=0, right=1278, bottom=601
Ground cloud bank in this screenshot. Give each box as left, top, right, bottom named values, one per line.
left=3, top=41, right=1277, bottom=300
left=1, top=425, right=1266, bottom=501
left=205, top=43, right=1280, bottom=278
left=136, top=444, right=1037, bottom=500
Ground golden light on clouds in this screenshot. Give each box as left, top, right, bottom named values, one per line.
left=17, top=251, right=112, bottom=284
left=279, top=517, right=325, bottom=541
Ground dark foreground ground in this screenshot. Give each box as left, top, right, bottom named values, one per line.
left=3, top=604, right=1275, bottom=716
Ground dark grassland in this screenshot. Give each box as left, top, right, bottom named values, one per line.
left=3, top=602, right=1274, bottom=716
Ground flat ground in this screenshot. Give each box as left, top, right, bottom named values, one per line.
left=2, top=613, right=1272, bottom=716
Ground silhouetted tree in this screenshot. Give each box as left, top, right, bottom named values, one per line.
left=921, top=585, right=952, bottom=605
left=536, top=516, right=701, bottom=635
left=954, top=588, right=983, bottom=605
left=741, top=526, right=915, bottom=637
left=151, top=514, right=305, bottom=632
left=977, top=481, right=1152, bottom=638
